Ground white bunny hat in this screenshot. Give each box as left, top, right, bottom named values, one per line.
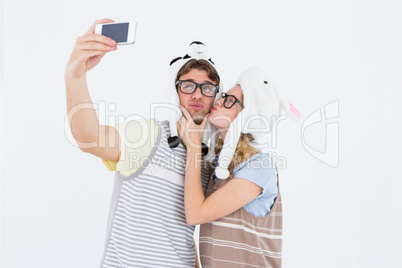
left=167, top=41, right=221, bottom=152
left=207, top=67, right=302, bottom=179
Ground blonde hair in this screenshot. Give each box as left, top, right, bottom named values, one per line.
left=214, top=133, right=261, bottom=179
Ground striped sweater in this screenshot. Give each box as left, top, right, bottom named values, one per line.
left=199, top=172, right=282, bottom=268
left=100, top=120, right=209, bottom=268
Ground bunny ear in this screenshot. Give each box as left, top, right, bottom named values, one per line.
left=289, top=102, right=302, bottom=120
left=278, top=95, right=302, bottom=122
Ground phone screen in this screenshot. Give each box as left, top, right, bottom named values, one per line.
left=102, top=23, right=129, bottom=42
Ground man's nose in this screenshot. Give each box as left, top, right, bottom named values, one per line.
left=192, top=86, right=203, bottom=99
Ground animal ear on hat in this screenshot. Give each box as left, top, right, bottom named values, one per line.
left=170, top=57, right=182, bottom=66
left=276, top=92, right=302, bottom=122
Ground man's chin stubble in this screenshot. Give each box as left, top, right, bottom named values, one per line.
left=192, top=114, right=205, bottom=125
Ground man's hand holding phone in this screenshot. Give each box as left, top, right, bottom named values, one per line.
left=65, top=19, right=124, bottom=163
left=65, top=19, right=118, bottom=80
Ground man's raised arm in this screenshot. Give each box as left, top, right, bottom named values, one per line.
left=65, top=19, right=120, bottom=162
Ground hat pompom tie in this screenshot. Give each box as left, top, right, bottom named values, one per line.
left=205, top=150, right=216, bottom=163
left=215, top=166, right=230, bottom=179
left=168, top=136, right=180, bottom=148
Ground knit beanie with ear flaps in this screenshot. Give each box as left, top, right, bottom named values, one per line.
left=167, top=41, right=221, bottom=155
left=209, top=67, right=302, bottom=179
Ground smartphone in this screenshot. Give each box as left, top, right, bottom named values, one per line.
left=95, top=21, right=137, bottom=45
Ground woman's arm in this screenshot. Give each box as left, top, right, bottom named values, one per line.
left=185, top=147, right=262, bottom=225
left=178, top=107, right=262, bottom=226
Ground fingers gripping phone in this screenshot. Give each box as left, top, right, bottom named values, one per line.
left=95, top=21, right=137, bottom=45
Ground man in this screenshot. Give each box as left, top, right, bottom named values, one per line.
left=65, top=19, right=220, bottom=267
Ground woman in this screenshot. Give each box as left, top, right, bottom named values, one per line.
left=178, top=67, right=300, bottom=268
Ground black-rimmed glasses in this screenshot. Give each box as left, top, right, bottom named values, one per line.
left=221, top=92, right=244, bottom=109
left=175, top=80, right=219, bottom=97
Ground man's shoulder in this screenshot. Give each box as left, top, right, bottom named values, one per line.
left=118, top=117, right=158, bottom=129
left=114, top=118, right=158, bottom=137
left=153, top=119, right=172, bottom=136
left=104, top=118, right=161, bottom=176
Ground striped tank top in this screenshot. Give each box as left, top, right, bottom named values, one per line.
left=100, top=120, right=209, bottom=268
left=199, top=171, right=282, bottom=268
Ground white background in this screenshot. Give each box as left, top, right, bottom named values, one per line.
left=1, top=0, right=402, bottom=267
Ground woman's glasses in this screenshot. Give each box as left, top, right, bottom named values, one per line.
left=221, top=92, right=244, bottom=109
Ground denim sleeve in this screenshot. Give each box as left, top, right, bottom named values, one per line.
left=233, top=153, right=278, bottom=217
